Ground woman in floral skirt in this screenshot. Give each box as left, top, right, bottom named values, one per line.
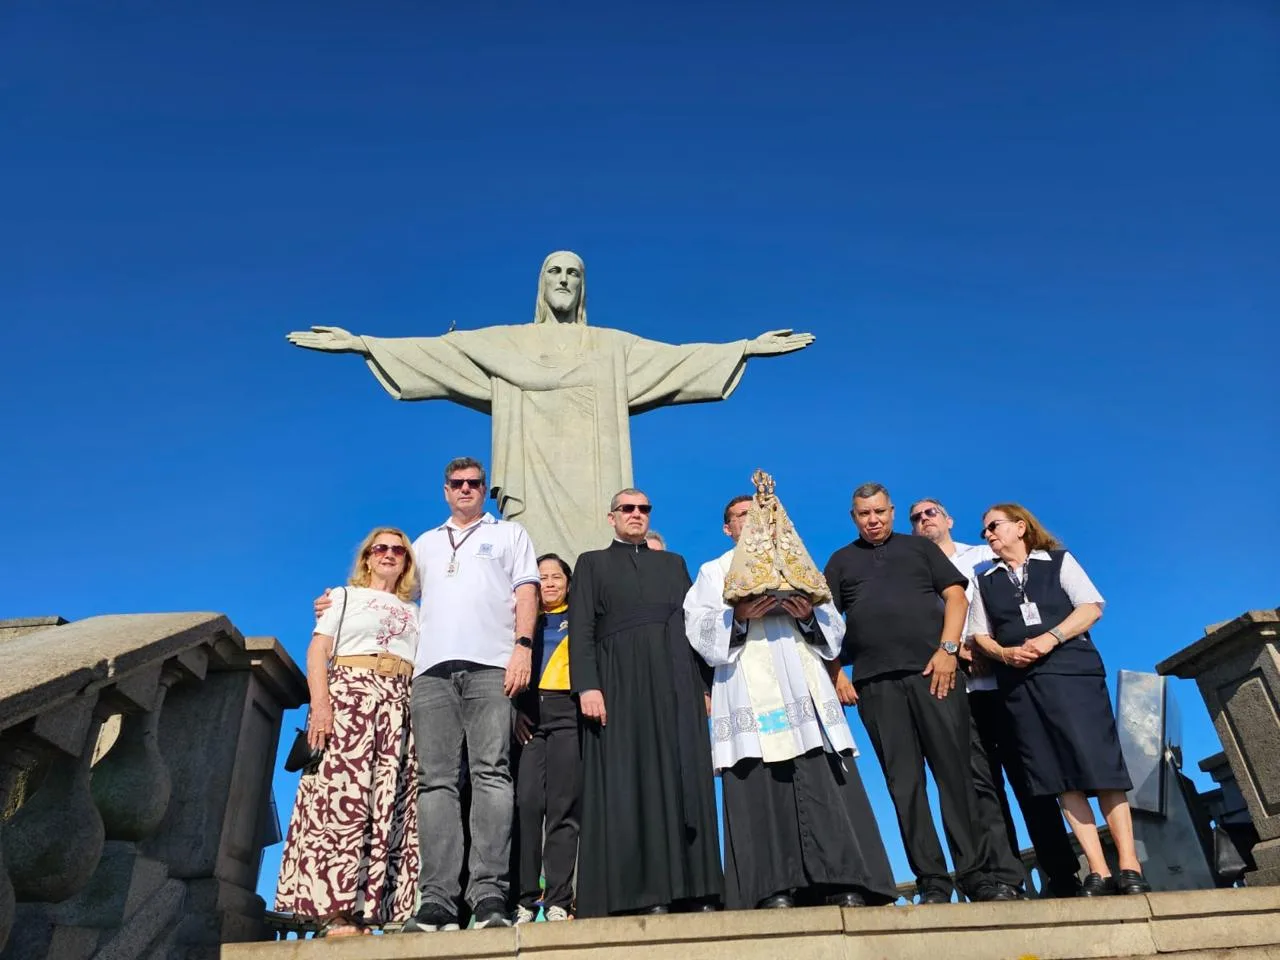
left=275, top=527, right=421, bottom=937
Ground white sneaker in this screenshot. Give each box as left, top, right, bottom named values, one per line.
left=514, top=905, right=537, bottom=925
left=545, top=906, right=570, bottom=922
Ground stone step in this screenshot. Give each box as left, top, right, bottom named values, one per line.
left=222, top=887, right=1280, bottom=960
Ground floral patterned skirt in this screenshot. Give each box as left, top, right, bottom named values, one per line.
left=274, top=665, right=419, bottom=924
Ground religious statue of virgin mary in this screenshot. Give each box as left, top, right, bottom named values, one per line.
left=287, top=251, right=814, bottom=563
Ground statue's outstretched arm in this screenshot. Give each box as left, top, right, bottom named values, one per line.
left=745, top=328, right=815, bottom=357
left=285, top=326, right=368, bottom=355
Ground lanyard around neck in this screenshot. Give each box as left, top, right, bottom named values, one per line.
left=1004, top=560, right=1030, bottom=600
left=447, top=522, right=482, bottom=559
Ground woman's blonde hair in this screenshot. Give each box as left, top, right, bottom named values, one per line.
left=348, top=527, right=417, bottom=602
left=984, top=503, right=1063, bottom=552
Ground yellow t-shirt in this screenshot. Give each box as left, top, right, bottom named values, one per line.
left=538, top=604, right=571, bottom=691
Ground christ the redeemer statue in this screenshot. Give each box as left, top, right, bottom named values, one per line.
left=286, top=251, right=814, bottom=564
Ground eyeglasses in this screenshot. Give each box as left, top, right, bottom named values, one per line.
left=909, top=507, right=943, bottom=524
left=614, top=503, right=652, bottom=515
left=448, top=478, right=485, bottom=490
left=982, top=519, right=1016, bottom=536
left=369, top=543, right=407, bottom=557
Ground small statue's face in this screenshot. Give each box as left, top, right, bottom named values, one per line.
left=543, top=253, right=583, bottom=319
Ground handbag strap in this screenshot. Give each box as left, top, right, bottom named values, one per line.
left=330, top=586, right=349, bottom=660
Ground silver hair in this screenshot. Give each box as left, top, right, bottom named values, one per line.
left=533, top=250, right=588, bottom=325
left=851, top=482, right=890, bottom=504
left=645, top=530, right=666, bottom=548
left=610, top=487, right=648, bottom=511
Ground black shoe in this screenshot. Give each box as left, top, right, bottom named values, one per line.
left=826, top=890, right=866, bottom=908
left=402, top=902, right=460, bottom=932
left=642, top=904, right=670, bottom=915
left=472, top=897, right=512, bottom=928
left=677, top=897, right=719, bottom=912
left=1115, top=869, right=1151, bottom=895
left=757, top=894, right=794, bottom=909
left=1079, top=873, right=1117, bottom=897
left=1002, top=883, right=1030, bottom=900
left=918, top=886, right=951, bottom=905
left=968, top=881, right=1018, bottom=902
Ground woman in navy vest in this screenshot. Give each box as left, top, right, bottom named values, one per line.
left=968, top=503, right=1150, bottom=897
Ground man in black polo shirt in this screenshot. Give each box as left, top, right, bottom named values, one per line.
left=823, top=483, right=1014, bottom=905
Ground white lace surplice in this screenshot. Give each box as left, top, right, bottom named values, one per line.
left=683, top=550, right=855, bottom=773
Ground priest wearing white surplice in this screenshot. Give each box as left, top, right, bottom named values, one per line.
left=684, top=479, right=898, bottom=911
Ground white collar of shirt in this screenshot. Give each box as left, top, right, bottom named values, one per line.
left=983, top=549, right=1052, bottom=576
left=438, top=512, right=497, bottom=532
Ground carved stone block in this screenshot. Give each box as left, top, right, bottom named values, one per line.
left=1158, top=608, right=1280, bottom=885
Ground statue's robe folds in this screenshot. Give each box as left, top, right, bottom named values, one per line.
left=569, top=540, right=723, bottom=916
left=361, top=324, right=748, bottom=564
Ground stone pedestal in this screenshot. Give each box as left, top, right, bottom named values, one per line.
left=1158, top=609, right=1280, bottom=885
left=140, top=636, right=306, bottom=955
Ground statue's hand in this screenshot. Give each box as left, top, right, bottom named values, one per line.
left=746, top=328, right=815, bottom=357
left=285, top=325, right=366, bottom=354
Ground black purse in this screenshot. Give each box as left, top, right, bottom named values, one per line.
left=283, top=588, right=347, bottom=775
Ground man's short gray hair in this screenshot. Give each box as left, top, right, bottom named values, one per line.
left=852, top=482, right=890, bottom=504
left=444, top=457, right=487, bottom=488
left=908, top=497, right=947, bottom=517
left=645, top=530, right=666, bottom=548
left=610, top=487, right=648, bottom=511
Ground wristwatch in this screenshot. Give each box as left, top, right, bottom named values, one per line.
left=515, top=636, right=534, bottom=649
left=1048, top=627, right=1066, bottom=645
left=940, top=640, right=960, bottom=656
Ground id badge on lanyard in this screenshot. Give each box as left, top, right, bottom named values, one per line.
left=1009, top=561, right=1040, bottom=626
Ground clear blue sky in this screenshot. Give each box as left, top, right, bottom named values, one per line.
left=3, top=2, right=1277, bottom=903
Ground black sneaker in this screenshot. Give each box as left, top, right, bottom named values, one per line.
left=472, top=897, right=513, bottom=929
left=402, top=902, right=460, bottom=932
left=917, top=883, right=952, bottom=904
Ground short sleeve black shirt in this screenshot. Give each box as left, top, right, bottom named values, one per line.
left=823, top=532, right=968, bottom=682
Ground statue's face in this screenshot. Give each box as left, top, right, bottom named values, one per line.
left=542, top=253, right=583, bottom=320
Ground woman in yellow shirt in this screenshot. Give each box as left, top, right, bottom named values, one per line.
left=513, top=554, right=579, bottom=923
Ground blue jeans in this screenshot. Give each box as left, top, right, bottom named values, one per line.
left=411, top=664, right=513, bottom=911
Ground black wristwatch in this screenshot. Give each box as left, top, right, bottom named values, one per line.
left=515, top=636, right=534, bottom=649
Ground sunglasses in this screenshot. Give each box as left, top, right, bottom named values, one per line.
left=448, top=478, right=485, bottom=490
left=982, top=519, right=1016, bottom=536
left=614, top=503, right=652, bottom=515
left=369, top=543, right=407, bottom=557
left=909, top=507, right=943, bottom=524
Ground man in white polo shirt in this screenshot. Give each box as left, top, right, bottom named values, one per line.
left=405, top=456, right=540, bottom=931
left=910, top=497, right=1079, bottom=898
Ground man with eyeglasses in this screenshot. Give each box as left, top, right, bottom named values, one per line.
left=911, top=499, right=1082, bottom=899
left=823, top=483, right=1015, bottom=905
left=569, top=488, right=723, bottom=917
left=396, top=456, right=541, bottom=931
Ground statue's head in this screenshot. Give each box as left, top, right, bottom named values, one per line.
left=534, top=250, right=587, bottom=325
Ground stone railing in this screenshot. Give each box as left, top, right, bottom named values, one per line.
left=1157, top=607, right=1280, bottom=886
left=0, top=613, right=306, bottom=959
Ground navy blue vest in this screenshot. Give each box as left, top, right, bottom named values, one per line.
left=976, top=550, right=1106, bottom=682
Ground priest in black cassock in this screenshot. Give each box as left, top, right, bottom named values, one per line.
left=569, top=487, right=724, bottom=917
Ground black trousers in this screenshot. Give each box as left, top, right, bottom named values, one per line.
left=515, top=691, right=581, bottom=911
left=969, top=688, right=1081, bottom=893
left=857, top=671, right=992, bottom=896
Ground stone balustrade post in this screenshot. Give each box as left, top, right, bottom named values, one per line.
left=1158, top=608, right=1280, bottom=885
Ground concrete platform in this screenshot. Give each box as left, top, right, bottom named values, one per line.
left=223, top=887, right=1280, bottom=960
